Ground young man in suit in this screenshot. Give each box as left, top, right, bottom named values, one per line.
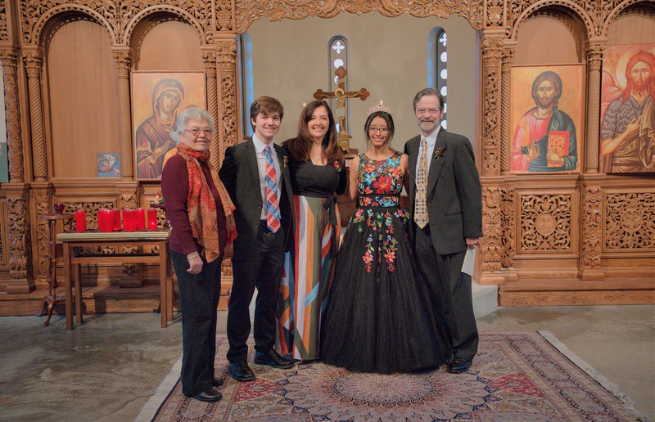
left=219, top=96, right=295, bottom=382
left=404, top=88, right=483, bottom=374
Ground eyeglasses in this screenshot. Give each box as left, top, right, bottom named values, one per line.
left=416, top=108, right=441, bottom=115
left=369, top=127, right=389, bottom=133
left=185, top=128, right=213, bottom=136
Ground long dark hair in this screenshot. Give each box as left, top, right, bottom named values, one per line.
left=285, top=100, right=344, bottom=165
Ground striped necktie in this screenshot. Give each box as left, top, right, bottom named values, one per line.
left=264, top=146, right=281, bottom=233
left=414, top=138, right=429, bottom=228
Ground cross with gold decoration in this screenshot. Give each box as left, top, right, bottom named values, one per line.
left=313, top=66, right=370, bottom=153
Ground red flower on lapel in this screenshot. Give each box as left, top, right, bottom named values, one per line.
left=434, top=146, right=446, bottom=160
left=333, top=161, right=343, bottom=172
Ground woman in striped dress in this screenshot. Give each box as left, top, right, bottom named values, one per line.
left=277, top=100, right=347, bottom=360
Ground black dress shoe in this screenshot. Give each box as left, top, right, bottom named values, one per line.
left=188, top=388, right=223, bottom=402
left=254, top=349, right=295, bottom=369
left=212, top=378, right=224, bottom=387
left=448, top=357, right=472, bottom=374
left=229, top=361, right=255, bottom=382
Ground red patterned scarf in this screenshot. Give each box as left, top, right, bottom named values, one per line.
left=175, top=144, right=236, bottom=262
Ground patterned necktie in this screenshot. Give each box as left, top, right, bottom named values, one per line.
left=264, top=146, right=281, bottom=233
left=414, top=138, right=429, bottom=228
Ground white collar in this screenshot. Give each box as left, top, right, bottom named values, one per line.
left=252, top=134, right=275, bottom=153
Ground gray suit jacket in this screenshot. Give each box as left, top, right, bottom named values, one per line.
left=219, top=139, right=295, bottom=251
left=404, top=130, right=483, bottom=255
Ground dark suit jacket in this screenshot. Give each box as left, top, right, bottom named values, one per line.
left=219, top=139, right=295, bottom=251
left=404, top=130, right=483, bottom=255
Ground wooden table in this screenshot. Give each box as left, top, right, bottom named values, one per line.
left=57, top=229, right=172, bottom=330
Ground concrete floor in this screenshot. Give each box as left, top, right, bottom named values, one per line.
left=0, top=305, right=653, bottom=422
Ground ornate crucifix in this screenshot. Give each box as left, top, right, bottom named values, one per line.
left=313, top=66, right=370, bottom=153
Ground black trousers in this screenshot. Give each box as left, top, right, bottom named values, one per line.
left=414, top=224, right=479, bottom=361
left=171, top=250, right=222, bottom=396
left=227, top=221, right=285, bottom=363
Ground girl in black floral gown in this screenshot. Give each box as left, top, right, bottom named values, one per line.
left=321, top=110, right=452, bottom=374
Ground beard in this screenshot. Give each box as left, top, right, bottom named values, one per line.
left=632, top=78, right=650, bottom=95
left=537, top=96, right=555, bottom=109
left=418, top=119, right=438, bottom=133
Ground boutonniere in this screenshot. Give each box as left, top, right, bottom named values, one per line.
left=434, top=146, right=446, bottom=160
left=282, top=156, right=288, bottom=169
left=155, top=190, right=164, bottom=204
left=333, top=161, right=343, bottom=172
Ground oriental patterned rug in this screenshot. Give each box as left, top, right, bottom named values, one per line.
left=136, top=332, right=649, bottom=422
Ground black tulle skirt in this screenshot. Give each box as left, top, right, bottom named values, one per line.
left=320, top=205, right=452, bottom=374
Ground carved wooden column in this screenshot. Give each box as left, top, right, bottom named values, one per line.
left=0, top=49, right=24, bottom=183
left=202, top=48, right=220, bottom=169
left=112, top=48, right=134, bottom=180
left=500, top=43, right=515, bottom=175
left=23, top=47, right=47, bottom=182
left=112, top=48, right=142, bottom=286
left=480, top=33, right=503, bottom=177
left=215, top=35, right=240, bottom=165
left=585, top=40, right=605, bottom=174
left=478, top=32, right=505, bottom=285
left=0, top=49, right=34, bottom=293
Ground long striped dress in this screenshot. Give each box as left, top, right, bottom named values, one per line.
left=277, top=158, right=347, bottom=360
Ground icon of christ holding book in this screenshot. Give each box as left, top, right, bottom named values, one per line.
left=511, top=71, right=578, bottom=172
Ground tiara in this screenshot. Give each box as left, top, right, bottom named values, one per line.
left=367, top=100, right=391, bottom=116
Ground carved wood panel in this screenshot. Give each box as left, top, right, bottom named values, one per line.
left=481, top=185, right=503, bottom=271
left=520, top=194, right=572, bottom=251
left=235, top=0, right=484, bottom=34
left=7, top=191, right=31, bottom=281
left=501, top=186, right=516, bottom=267
left=34, top=191, right=51, bottom=277
left=581, top=185, right=602, bottom=268
left=605, top=192, right=655, bottom=251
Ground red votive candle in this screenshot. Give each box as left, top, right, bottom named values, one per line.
left=113, top=209, right=121, bottom=231
left=106, top=209, right=114, bottom=232
left=136, top=208, right=145, bottom=230
left=75, top=210, right=86, bottom=232
left=147, top=209, right=158, bottom=230
left=97, top=209, right=104, bottom=232
left=99, top=209, right=112, bottom=232
left=123, top=210, right=135, bottom=231
left=122, top=210, right=130, bottom=231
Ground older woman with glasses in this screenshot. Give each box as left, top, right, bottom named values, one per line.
left=161, top=107, right=236, bottom=402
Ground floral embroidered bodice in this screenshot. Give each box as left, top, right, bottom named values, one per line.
left=349, top=151, right=410, bottom=275
left=357, top=151, right=404, bottom=207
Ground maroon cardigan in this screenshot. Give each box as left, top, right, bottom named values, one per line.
left=161, top=153, right=227, bottom=258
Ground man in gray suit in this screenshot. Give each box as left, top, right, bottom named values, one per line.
left=404, top=88, right=483, bottom=374
left=219, top=96, right=295, bottom=382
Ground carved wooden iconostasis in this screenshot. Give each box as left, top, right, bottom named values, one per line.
left=0, top=0, right=652, bottom=316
